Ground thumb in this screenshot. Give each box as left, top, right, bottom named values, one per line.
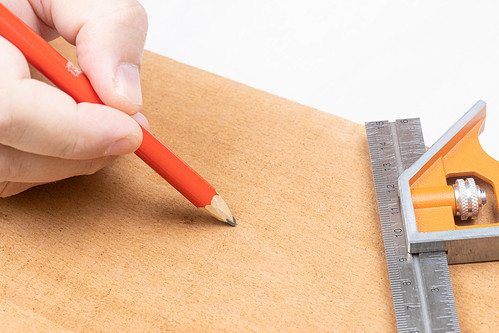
left=37, top=0, right=149, bottom=115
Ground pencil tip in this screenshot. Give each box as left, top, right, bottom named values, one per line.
left=226, top=217, right=237, bottom=227
left=202, top=194, right=237, bottom=226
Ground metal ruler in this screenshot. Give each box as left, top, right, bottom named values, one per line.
left=365, top=118, right=460, bottom=333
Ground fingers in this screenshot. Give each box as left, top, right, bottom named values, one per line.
left=0, top=76, right=143, bottom=159
left=0, top=3, right=149, bottom=197
left=29, top=0, right=148, bottom=114
left=0, top=35, right=144, bottom=159
left=0, top=144, right=117, bottom=183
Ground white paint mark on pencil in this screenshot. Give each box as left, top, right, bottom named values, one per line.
left=65, top=61, right=81, bottom=77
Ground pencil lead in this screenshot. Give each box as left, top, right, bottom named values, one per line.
left=202, top=194, right=236, bottom=226
left=226, top=217, right=237, bottom=227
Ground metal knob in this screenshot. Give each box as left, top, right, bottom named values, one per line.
left=453, top=178, right=487, bottom=220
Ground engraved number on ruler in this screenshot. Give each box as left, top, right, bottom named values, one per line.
left=366, top=118, right=460, bottom=333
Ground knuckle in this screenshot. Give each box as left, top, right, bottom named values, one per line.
left=79, top=157, right=114, bottom=176
left=59, top=135, right=89, bottom=159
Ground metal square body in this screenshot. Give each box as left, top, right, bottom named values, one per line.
left=398, top=101, right=499, bottom=264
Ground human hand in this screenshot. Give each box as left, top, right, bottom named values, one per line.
left=0, top=0, right=149, bottom=196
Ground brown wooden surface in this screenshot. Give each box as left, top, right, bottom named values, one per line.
left=0, top=38, right=497, bottom=332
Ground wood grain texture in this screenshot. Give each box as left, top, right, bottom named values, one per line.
left=0, top=38, right=496, bottom=332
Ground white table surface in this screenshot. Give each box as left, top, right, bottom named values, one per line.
left=140, top=0, right=499, bottom=160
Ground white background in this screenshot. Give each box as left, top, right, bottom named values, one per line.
left=140, top=0, right=499, bottom=159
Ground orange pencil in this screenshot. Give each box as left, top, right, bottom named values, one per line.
left=0, top=4, right=236, bottom=226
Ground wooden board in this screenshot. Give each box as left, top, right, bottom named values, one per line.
left=0, top=38, right=496, bottom=332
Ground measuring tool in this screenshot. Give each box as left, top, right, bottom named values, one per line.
left=366, top=100, right=499, bottom=332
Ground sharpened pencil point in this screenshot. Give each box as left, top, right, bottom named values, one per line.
left=226, top=217, right=237, bottom=227
left=202, top=194, right=237, bottom=226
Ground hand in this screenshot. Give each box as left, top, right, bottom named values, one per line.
left=0, top=0, right=149, bottom=196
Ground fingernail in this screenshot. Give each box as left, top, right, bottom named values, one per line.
left=131, top=112, right=150, bottom=130
left=105, top=136, right=140, bottom=156
left=115, top=63, right=143, bottom=106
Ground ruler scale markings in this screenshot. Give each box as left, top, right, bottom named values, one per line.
left=393, top=120, right=431, bottom=333
left=420, top=253, right=460, bottom=331
left=398, top=119, right=459, bottom=332
left=366, top=118, right=460, bottom=332
left=411, top=254, right=432, bottom=333
left=366, top=120, right=424, bottom=332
